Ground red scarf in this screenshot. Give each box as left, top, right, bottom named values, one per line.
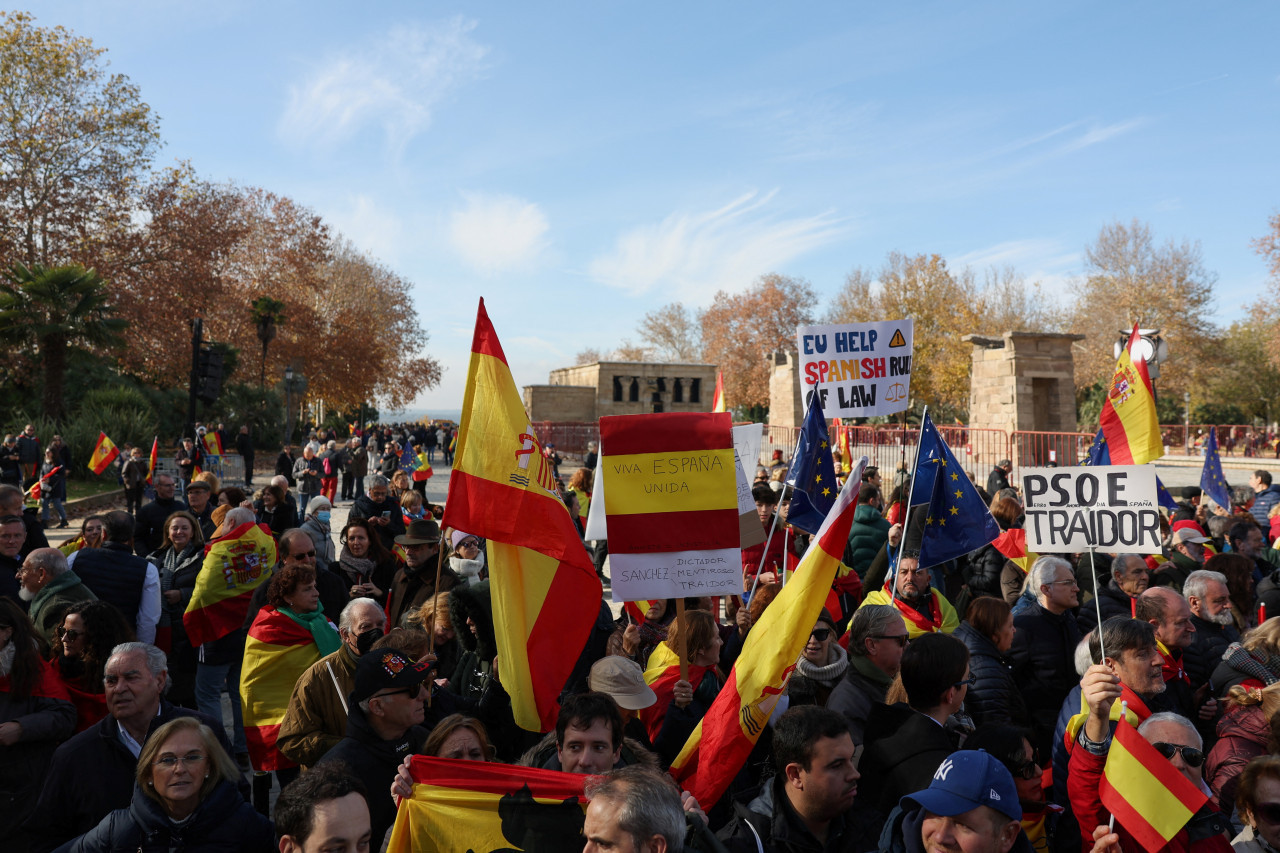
left=1157, top=642, right=1191, bottom=686
left=883, top=582, right=943, bottom=633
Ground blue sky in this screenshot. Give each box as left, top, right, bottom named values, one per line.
left=24, top=1, right=1280, bottom=415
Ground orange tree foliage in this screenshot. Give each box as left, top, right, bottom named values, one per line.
left=700, top=273, right=817, bottom=413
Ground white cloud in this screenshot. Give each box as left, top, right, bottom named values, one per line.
left=448, top=192, right=550, bottom=274
left=323, top=194, right=405, bottom=261
left=588, top=190, right=847, bottom=303
left=278, top=16, right=487, bottom=152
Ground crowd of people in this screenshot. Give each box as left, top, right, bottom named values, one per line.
left=10, top=416, right=1280, bottom=853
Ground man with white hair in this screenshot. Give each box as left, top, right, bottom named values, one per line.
left=1078, top=554, right=1150, bottom=632
left=1182, top=569, right=1239, bottom=693
left=1010, top=556, right=1084, bottom=758
left=278, top=598, right=386, bottom=768
left=17, top=546, right=96, bottom=643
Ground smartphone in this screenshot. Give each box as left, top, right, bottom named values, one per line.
left=381, top=510, right=391, bottom=519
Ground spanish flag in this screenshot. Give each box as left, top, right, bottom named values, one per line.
left=201, top=431, right=224, bottom=457
left=838, top=421, right=852, bottom=475
left=1099, top=325, right=1163, bottom=466
left=240, top=607, right=329, bottom=771
left=711, top=370, right=726, bottom=413
left=670, top=457, right=866, bottom=806
left=57, top=534, right=86, bottom=557
left=183, top=522, right=278, bottom=647
left=146, top=436, right=158, bottom=485
left=1063, top=683, right=1151, bottom=750
left=87, top=432, right=119, bottom=475
left=387, top=756, right=587, bottom=853
left=442, top=299, right=602, bottom=732
left=640, top=641, right=714, bottom=742
left=413, top=452, right=433, bottom=482
left=1100, top=717, right=1208, bottom=853
left=993, top=528, right=1037, bottom=574
left=623, top=600, right=653, bottom=623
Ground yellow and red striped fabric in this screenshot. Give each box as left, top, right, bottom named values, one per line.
left=599, top=411, right=738, bottom=554
left=146, top=436, right=158, bottom=485
left=387, top=755, right=587, bottom=853
left=1099, top=325, right=1163, bottom=466
left=183, top=522, right=278, bottom=647
left=57, top=534, right=86, bottom=558
left=441, top=298, right=602, bottom=732
left=993, top=528, right=1038, bottom=574
left=639, top=642, right=714, bottom=742
left=622, top=600, right=653, bottom=623
left=240, top=607, right=323, bottom=771
left=669, top=458, right=865, bottom=806
left=1100, top=717, right=1207, bottom=853
left=711, top=370, right=726, bottom=413
left=201, top=431, right=224, bottom=457
left=87, top=432, right=119, bottom=475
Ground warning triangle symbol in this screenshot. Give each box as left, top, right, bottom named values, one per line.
left=888, top=329, right=907, bottom=348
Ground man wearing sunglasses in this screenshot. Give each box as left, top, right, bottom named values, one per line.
left=829, top=604, right=908, bottom=746
left=1070, top=663, right=1230, bottom=853
left=316, top=648, right=435, bottom=850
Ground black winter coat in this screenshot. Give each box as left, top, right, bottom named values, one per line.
left=1185, top=614, right=1240, bottom=693
left=963, top=542, right=1008, bottom=600
left=858, top=703, right=958, bottom=818
left=1076, top=579, right=1135, bottom=633
left=955, top=621, right=1026, bottom=728
left=56, top=780, right=272, bottom=853
left=1009, top=601, right=1083, bottom=758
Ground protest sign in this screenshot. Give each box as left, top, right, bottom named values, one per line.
left=733, top=423, right=766, bottom=549
left=796, top=320, right=913, bottom=417
left=1022, top=465, right=1161, bottom=554
left=599, top=412, right=742, bottom=601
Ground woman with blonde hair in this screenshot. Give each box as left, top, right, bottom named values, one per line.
left=406, top=591, right=459, bottom=683
left=1207, top=681, right=1280, bottom=819
left=1213, top=617, right=1280, bottom=694
left=422, top=713, right=495, bottom=761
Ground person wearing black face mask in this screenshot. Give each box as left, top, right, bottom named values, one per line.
left=277, top=597, right=386, bottom=768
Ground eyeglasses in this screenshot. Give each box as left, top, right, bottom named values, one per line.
left=1011, top=757, right=1041, bottom=780
left=153, top=752, right=207, bottom=770
left=1253, top=802, right=1280, bottom=825
left=1151, top=742, right=1205, bottom=767
left=808, top=628, right=832, bottom=642
left=1046, top=579, right=1078, bottom=588
left=457, top=539, right=480, bottom=549
left=953, top=676, right=977, bottom=688
left=56, top=627, right=83, bottom=641
left=869, top=634, right=909, bottom=647
left=373, top=683, right=425, bottom=701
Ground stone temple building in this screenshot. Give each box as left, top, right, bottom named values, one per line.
left=523, top=361, right=718, bottom=422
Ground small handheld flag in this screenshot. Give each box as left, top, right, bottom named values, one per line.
left=1199, top=427, right=1232, bottom=510
left=147, top=436, right=158, bottom=485
left=87, top=432, right=119, bottom=475
left=784, top=392, right=838, bottom=535
left=1099, top=716, right=1208, bottom=853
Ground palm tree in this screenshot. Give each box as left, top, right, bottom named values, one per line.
left=251, top=296, right=286, bottom=388
left=0, top=263, right=128, bottom=420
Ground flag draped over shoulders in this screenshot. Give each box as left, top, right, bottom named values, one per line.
left=639, top=642, right=713, bottom=742
left=183, top=522, right=277, bottom=648
left=442, top=298, right=602, bottom=732
left=387, top=755, right=588, bottom=853
left=669, top=458, right=867, bottom=807
left=240, top=606, right=326, bottom=771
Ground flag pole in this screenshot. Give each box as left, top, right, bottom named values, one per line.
left=891, top=405, right=927, bottom=604
left=425, top=528, right=448, bottom=708
left=1091, top=546, right=1107, bottom=661
left=749, top=509, right=781, bottom=600
left=781, top=523, right=789, bottom=588
left=675, top=598, right=689, bottom=683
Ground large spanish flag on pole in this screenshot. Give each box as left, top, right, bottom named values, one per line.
left=711, top=370, right=726, bottom=413
left=388, top=755, right=587, bottom=853
left=1099, top=325, right=1163, bottom=465
left=670, top=456, right=866, bottom=806
left=442, top=299, right=602, bottom=732
left=183, top=522, right=278, bottom=647
left=87, top=432, right=120, bottom=475
left=1099, top=717, right=1208, bottom=853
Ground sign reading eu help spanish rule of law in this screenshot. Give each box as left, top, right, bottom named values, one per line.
left=598, top=412, right=743, bottom=602
left=1022, top=465, right=1161, bottom=554
left=796, top=320, right=914, bottom=417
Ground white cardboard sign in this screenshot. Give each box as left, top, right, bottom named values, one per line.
left=1022, top=465, right=1161, bottom=554
left=796, top=320, right=913, bottom=417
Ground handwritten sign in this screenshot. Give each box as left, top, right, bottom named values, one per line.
left=1022, top=465, right=1161, bottom=553
left=598, top=412, right=742, bottom=601
left=796, top=320, right=914, bottom=417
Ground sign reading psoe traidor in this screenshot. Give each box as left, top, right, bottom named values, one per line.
left=1021, top=465, right=1161, bottom=554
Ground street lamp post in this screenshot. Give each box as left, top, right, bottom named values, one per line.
left=1184, top=391, right=1191, bottom=456
left=284, top=366, right=294, bottom=445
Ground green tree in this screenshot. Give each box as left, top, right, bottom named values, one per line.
left=0, top=11, right=160, bottom=267
left=0, top=262, right=127, bottom=419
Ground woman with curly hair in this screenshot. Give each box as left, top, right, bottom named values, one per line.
left=254, top=483, right=292, bottom=539
left=50, top=599, right=134, bottom=731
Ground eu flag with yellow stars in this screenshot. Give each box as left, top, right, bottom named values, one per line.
left=915, top=412, right=1000, bottom=569
left=1200, top=426, right=1232, bottom=510
left=785, top=392, right=838, bottom=535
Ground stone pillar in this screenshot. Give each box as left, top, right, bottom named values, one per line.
left=768, top=351, right=805, bottom=428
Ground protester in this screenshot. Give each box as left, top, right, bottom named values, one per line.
left=828, top=604, right=907, bottom=746
left=276, top=763, right=372, bottom=853
left=294, top=445, right=323, bottom=510
left=146, top=510, right=204, bottom=706
left=607, top=599, right=679, bottom=669
left=1136, top=586, right=1210, bottom=721
left=49, top=600, right=133, bottom=731
left=583, top=765, right=692, bottom=853
left=336, top=517, right=398, bottom=605
left=18, top=547, right=97, bottom=644
left=423, top=713, right=495, bottom=761
left=1185, top=569, right=1241, bottom=691
left=278, top=597, right=386, bottom=768
left=447, top=529, right=487, bottom=586
left=182, top=479, right=215, bottom=540
left=1078, top=554, right=1149, bottom=632
left=1212, top=619, right=1280, bottom=694
left=132, top=474, right=186, bottom=557
left=639, top=609, right=722, bottom=763
left=0, top=599, right=76, bottom=853
left=57, top=716, right=273, bottom=852
left=387, top=519, right=456, bottom=629
left=73, top=510, right=160, bottom=644
left=742, top=484, right=800, bottom=590
left=784, top=609, right=849, bottom=708
left=964, top=494, right=1023, bottom=601
left=844, top=484, right=891, bottom=582
left=39, top=446, right=68, bottom=529
left=301, top=495, right=336, bottom=571
left=965, top=725, right=1055, bottom=853
left=860, top=552, right=960, bottom=638
left=350, top=475, right=407, bottom=553
left=254, top=482, right=292, bottom=538
left=1207, top=682, right=1280, bottom=820
left=405, top=592, right=461, bottom=684
left=1010, top=555, right=1083, bottom=757
left=957, top=596, right=1026, bottom=729
left=63, top=514, right=107, bottom=568
left=1232, top=756, right=1280, bottom=853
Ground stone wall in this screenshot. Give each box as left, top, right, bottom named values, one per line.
left=527, top=361, right=718, bottom=421
left=524, top=385, right=597, bottom=422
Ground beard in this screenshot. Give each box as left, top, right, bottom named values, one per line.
left=1205, top=609, right=1235, bottom=626
left=17, top=586, right=34, bottom=602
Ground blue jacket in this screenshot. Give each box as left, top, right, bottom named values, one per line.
left=1252, top=484, right=1280, bottom=529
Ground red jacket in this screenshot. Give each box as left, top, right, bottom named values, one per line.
left=1206, top=703, right=1269, bottom=816
left=1068, top=739, right=1232, bottom=853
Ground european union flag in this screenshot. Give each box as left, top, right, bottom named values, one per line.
left=1200, top=426, right=1232, bottom=510
left=785, top=393, right=838, bottom=535
left=399, top=442, right=417, bottom=475
left=915, top=412, right=1000, bottom=569
left=1085, top=428, right=1110, bottom=466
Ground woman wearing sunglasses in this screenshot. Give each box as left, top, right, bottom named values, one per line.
left=968, top=724, right=1057, bottom=853
left=786, top=609, right=848, bottom=707
left=50, top=600, right=134, bottom=731
left=57, top=716, right=272, bottom=852
left=1234, top=756, right=1280, bottom=853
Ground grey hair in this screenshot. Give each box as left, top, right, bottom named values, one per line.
left=583, top=765, right=685, bottom=852
left=1138, top=711, right=1202, bottom=749
left=1111, top=554, right=1146, bottom=579
left=369, top=474, right=389, bottom=489
left=109, top=642, right=168, bottom=677
left=1028, top=555, right=1073, bottom=600
left=1075, top=635, right=1095, bottom=675
left=339, top=597, right=382, bottom=633
left=848, top=605, right=901, bottom=658
left=1183, top=569, right=1228, bottom=604
left=224, top=506, right=255, bottom=528
left=26, top=547, right=68, bottom=578
left=271, top=474, right=289, bottom=489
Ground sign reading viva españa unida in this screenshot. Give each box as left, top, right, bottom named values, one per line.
left=796, top=320, right=914, bottom=417
left=599, top=412, right=742, bottom=601
left=1021, top=465, right=1161, bottom=554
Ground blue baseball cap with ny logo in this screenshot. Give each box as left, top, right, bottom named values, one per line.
left=902, top=750, right=1022, bottom=822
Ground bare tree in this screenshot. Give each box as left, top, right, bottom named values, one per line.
left=637, top=302, right=701, bottom=361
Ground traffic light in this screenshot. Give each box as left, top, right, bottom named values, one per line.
left=197, top=346, right=224, bottom=404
